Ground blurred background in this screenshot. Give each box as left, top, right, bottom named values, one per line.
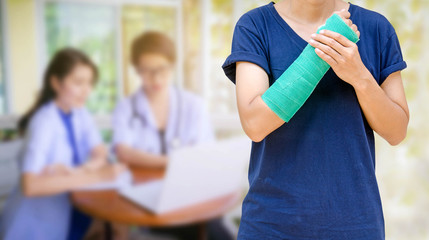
left=0, top=0, right=428, bottom=239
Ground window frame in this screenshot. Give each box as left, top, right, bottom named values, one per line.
left=0, top=0, right=13, bottom=114
left=35, top=0, right=184, bottom=100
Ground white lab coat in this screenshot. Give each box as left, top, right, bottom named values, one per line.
left=112, top=85, right=215, bottom=155
left=0, top=101, right=102, bottom=240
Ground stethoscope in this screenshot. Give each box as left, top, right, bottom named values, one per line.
left=128, top=86, right=183, bottom=154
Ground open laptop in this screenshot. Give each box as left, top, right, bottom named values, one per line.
left=119, top=136, right=251, bottom=215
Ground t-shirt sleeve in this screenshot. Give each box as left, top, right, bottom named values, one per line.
left=378, top=17, right=407, bottom=85
left=222, top=13, right=270, bottom=84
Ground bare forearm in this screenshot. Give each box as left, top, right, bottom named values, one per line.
left=126, top=151, right=167, bottom=168
left=236, top=62, right=285, bottom=142
left=238, top=94, right=284, bottom=142
left=353, top=71, right=409, bottom=145
left=116, top=144, right=167, bottom=168
left=22, top=170, right=102, bottom=197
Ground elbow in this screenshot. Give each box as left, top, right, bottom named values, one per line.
left=115, top=145, right=129, bottom=163
left=242, top=119, right=267, bottom=143
left=21, top=180, right=39, bottom=197
left=22, top=187, right=33, bottom=197
left=386, top=127, right=408, bottom=146
left=115, top=144, right=135, bottom=165
left=247, top=132, right=266, bottom=143
left=376, top=115, right=409, bottom=146
left=387, top=134, right=406, bottom=146
left=387, top=139, right=403, bottom=146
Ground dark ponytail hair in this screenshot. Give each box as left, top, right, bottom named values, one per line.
left=18, top=48, right=98, bottom=135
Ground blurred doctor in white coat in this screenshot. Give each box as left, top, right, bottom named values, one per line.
left=112, top=31, right=215, bottom=168
left=111, top=31, right=233, bottom=240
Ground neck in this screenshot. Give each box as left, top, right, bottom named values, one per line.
left=278, top=0, right=342, bottom=24
left=54, top=99, right=72, bottom=113
left=143, top=86, right=170, bottom=104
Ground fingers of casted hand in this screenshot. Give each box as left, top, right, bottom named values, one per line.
left=344, top=18, right=353, bottom=27
left=345, top=21, right=360, bottom=39
left=355, top=27, right=360, bottom=38
left=331, top=9, right=360, bottom=38
left=335, top=9, right=351, bottom=19
left=335, top=9, right=360, bottom=36
left=334, top=10, right=359, bottom=36
left=350, top=24, right=360, bottom=37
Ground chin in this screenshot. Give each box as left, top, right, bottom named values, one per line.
left=152, top=86, right=164, bottom=92
left=76, top=102, right=86, bottom=108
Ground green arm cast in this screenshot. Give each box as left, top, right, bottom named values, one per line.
left=261, top=13, right=360, bottom=122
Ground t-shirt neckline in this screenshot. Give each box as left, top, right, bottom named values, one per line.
left=267, top=1, right=356, bottom=50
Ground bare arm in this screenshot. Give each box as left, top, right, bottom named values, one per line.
left=21, top=163, right=126, bottom=197
left=115, top=144, right=167, bottom=168
left=80, top=144, right=109, bottom=171
left=235, top=62, right=285, bottom=142
left=354, top=70, right=409, bottom=145
left=310, top=29, right=409, bottom=145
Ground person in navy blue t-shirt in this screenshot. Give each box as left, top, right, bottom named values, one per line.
left=222, top=1, right=409, bottom=239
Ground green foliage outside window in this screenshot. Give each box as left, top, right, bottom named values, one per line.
left=44, top=2, right=118, bottom=114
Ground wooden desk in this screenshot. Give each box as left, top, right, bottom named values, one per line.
left=71, top=167, right=242, bottom=239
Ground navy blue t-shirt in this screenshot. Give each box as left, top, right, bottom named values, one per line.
left=222, top=2, right=406, bottom=240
